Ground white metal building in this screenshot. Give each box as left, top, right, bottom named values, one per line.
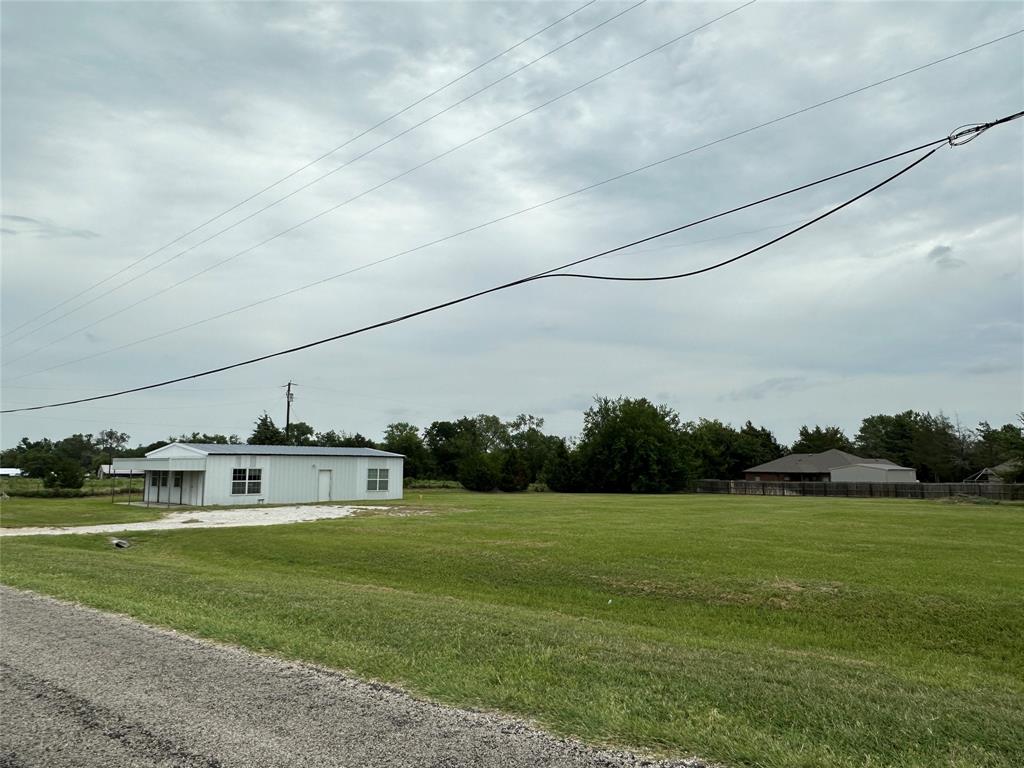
left=830, top=463, right=918, bottom=483
left=113, top=443, right=404, bottom=506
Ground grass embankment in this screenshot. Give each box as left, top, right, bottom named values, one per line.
left=1, top=492, right=1022, bottom=767
left=0, top=496, right=164, bottom=528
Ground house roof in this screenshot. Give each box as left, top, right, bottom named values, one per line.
left=745, top=449, right=896, bottom=474
left=150, top=443, right=404, bottom=459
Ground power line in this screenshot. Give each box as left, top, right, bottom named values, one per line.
left=549, top=148, right=942, bottom=281
left=11, top=112, right=1017, bottom=416
left=0, top=0, right=599, bottom=341
left=5, top=31, right=1020, bottom=383
left=0, top=0, right=653, bottom=353
left=1, top=0, right=757, bottom=364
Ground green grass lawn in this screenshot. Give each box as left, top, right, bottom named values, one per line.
left=0, top=496, right=164, bottom=528
left=0, top=476, right=145, bottom=495
left=1, top=491, right=1021, bottom=767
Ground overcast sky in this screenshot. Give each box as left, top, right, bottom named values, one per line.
left=2, top=0, right=1022, bottom=449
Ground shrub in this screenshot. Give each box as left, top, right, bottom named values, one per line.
left=498, top=450, right=530, bottom=492
left=402, top=478, right=461, bottom=489
left=458, top=454, right=499, bottom=492
left=42, top=459, right=85, bottom=489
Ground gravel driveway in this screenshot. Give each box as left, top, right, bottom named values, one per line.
left=0, top=504, right=385, bottom=538
left=0, top=586, right=709, bottom=768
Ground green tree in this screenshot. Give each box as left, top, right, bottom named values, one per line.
left=314, top=430, right=376, bottom=448
left=688, top=419, right=749, bottom=480
left=176, top=432, right=241, bottom=445
left=791, top=425, right=854, bottom=454
left=541, top=439, right=581, bottom=492
left=507, top=414, right=558, bottom=484
left=576, top=397, right=692, bottom=492
left=424, top=420, right=473, bottom=479
left=96, top=428, right=130, bottom=454
left=458, top=452, right=499, bottom=491
left=971, top=420, right=1023, bottom=472
left=43, top=458, right=85, bottom=489
left=18, top=441, right=59, bottom=479
left=287, top=422, right=316, bottom=446
left=54, top=433, right=98, bottom=472
left=738, top=421, right=786, bottom=469
left=909, top=412, right=959, bottom=482
left=856, top=411, right=963, bottom=481
left=381, top=423, right=430, bottom=478
left=249, top=413, right=286, bottom=445
left=856, top=412, right=916, bottom=466
left=497, top=448, right=530, bottom=492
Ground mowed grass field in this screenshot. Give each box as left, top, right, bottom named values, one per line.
left=1, top=491, right=1021, bottom=767
left=0, top=495, right=163, bottom=528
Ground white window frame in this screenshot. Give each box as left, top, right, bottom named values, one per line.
left=367, top=467, right=389, bottom=492
left=231, top=467, right=261, bottom=495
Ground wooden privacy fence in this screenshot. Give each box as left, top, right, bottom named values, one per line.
left=697, top=480, right=1024, bottom=501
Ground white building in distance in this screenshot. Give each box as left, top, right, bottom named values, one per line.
left=113, top=443, right=404, bottom=506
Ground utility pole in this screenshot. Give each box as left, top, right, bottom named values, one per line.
left=285, top=381, right=294, bottom=444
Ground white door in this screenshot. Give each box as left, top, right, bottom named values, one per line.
left=318, top=470, right=331, bottom=501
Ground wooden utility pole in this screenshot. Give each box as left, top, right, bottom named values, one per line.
left=285, top=381, right=294, bottom=444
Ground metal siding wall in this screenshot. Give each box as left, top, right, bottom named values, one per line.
left=203, top=455, right=236, bottom=506
left=884, top=469, right=918, bottom=483
left=831, top=466, right=883, bottom=483
left=267, top=456, right=317, bottom=504
left=832, top=466, right=919, bottom=483
left=196, top=454, right=404, bottom=505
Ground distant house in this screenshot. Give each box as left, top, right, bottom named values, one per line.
left=744, top=449, right=917, bottom=482
left=96, top=464, right=138, bottom=479
left=113, top=443, right=404, bottom=506
left=963, top=460, right=1021, bottom=484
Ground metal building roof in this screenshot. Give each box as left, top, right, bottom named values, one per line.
left=172, top=443, right=404, bottom=458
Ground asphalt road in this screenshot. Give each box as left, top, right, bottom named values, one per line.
left=0, top=586, right=707, bottom=768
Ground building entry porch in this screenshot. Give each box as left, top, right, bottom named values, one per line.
left=144, top=470, right=205, bottom=506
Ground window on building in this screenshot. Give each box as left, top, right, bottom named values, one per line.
left=367, top=467, right=389, bottom=491
left=173, top=472, right=182, bottom=488
left=150, top=472, right=158, bottom=487
left=231, top=468, right=261, bottom=495
left=160, top=472, right=168, bottom=487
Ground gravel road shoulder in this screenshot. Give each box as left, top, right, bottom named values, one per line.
left=0, top=586, right=710, bottom=768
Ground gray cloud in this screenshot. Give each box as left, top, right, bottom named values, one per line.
left=1, top=1, right=1021, bottom=447
left=724, top=377, right=813, bottom=402
left=926, top=244, right=965, bottom=270
left=962, top=361, right=1018, bottom=376
left=1, top=214, right=100, bottom=240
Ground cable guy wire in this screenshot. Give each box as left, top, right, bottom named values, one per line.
left=8, top=108, right=1021, bottom=414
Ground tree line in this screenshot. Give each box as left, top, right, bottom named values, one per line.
left=2, top=399, right=1021, bottom=490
